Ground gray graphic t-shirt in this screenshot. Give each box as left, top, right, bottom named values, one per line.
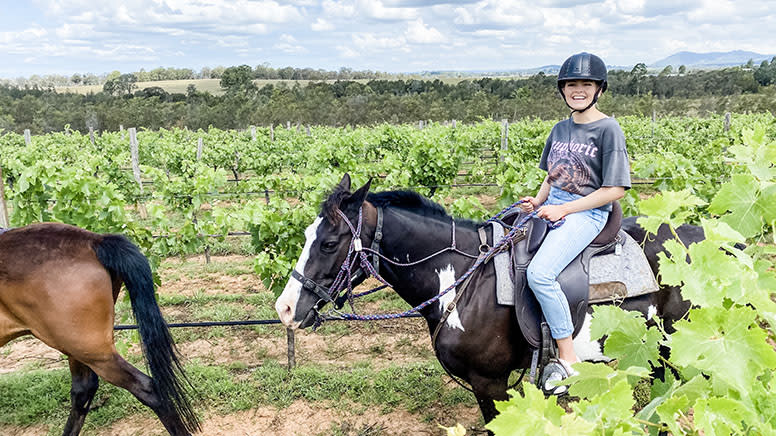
left=539, top=117, right=631, bottom=199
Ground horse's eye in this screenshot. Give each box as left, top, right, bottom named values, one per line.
left=321, top=241, right=338, bottom=252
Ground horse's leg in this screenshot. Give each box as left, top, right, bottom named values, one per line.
left=85, top=353, right=190, bottom=436
left=469, top=373, right=509, bottom=424
left=62, top=358, right=99, bottom=436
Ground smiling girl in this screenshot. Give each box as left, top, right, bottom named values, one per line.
left=519, top=52, right=631, bottom=395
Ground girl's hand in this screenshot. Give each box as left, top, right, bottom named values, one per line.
left=536, top=204, right=567, bottom=222
left=520, top=197, right=540, bottom=212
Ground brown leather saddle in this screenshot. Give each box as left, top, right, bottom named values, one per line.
left=505, top=202, right=624, bottom=349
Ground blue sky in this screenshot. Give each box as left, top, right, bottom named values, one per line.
left=1, top=0, right=775, bottom=78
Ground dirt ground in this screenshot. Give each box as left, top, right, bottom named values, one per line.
left=1, top=401, right=482, bottom=436
left=0, top=254, right=483, bottom=436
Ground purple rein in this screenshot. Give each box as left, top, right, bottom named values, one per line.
left=313, top=199, right=563, bottom=326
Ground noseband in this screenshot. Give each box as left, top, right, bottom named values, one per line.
left=292, top=207, right=386, bottom=316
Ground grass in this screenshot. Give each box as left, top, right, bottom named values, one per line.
left=319, top=421, right=385, bottom=436
left=0, top=358, right=475, bottom=434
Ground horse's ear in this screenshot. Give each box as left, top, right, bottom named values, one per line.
left=337, top=173, right=351, bottom=192
left=348, top=178, right=372, bottom=206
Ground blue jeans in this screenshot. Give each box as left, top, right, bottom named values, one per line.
left=526, top=187, right=609, bottom=339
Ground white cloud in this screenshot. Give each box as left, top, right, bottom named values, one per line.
left=275, top=33, right=307, bottom=53
left=687, top=0, right=738, bottom=23
left=311, top=18, right=335, bottom=31
left=356, top=0, right=418, bottom=20
left=405, top=18, right=446, bottom=43
left=353, top=32, right=407, bottom=50
left=322, top=0, right=358, bottom=18
left=337, top=45, right=360, bottom=58
left=4, top=0, right=776, bottom=77
left=453, top=0, right=544, bottom=28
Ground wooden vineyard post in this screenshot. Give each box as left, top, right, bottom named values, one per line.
left=724, top=112, right=731, bottom=132
left=128, top=128, right=148, bottom=219
left=194, top=137, right=211, bottom=264
left=0, top=164, right=9, bottom=228
left=270, top=124, right=275, bottom=142
left=501, top=119, right=509, bottom=163
left=23, top=129, right=31, bottom=146
left=287, top=328, right=296, bottom=369
left=251, top=125, right=257, bottom=141
left=89, top=127, right=95, bottom=146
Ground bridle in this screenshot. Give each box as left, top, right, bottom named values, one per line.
left=291, top=203, right=484, bottom=323
left=290, top=206, right=386, bottom=317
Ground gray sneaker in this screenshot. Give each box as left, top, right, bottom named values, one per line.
left=540, top=359, right=572, bottom=396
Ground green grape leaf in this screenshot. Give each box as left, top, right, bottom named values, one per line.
left=708, top=173, right=773, bottom=238
left=486, top=386, right=564, bottom=435
left=637, top=190, right=705, bottom=235
left=571, top=379, right=637, bottom=427
left=670, top=306, right=776, bottom=393
left=694, top=397, right=753, bottom=436
left=658, top=238, right=745, bottom=308
left=656, top=395, right=690, bottom=436
left=654, top=239, right=690, bottom=287
left=589, top=305, right=661, bottom=369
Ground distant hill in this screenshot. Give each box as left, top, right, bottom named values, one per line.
left=418, top=50, right=776, bottom=78
left=650, top=50, right=775, bottom=68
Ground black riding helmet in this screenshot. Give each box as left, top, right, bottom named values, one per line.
left=557, top=52, right=608, bottom=112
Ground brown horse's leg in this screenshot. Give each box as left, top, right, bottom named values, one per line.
left=86, top=353, right=191, bottom=436
left=62, top=358, right=99, bottom=436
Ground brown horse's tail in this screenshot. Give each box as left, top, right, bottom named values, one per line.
left=94, top=235, right=200, bottom=434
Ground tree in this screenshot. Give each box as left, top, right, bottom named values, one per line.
left=754, top=60, right=776, bottom=86
left=220, top=65, right=257, bottom=95
left=103, top=73, right=137, bottom=96
left=629, top=63, right=648, bottom=95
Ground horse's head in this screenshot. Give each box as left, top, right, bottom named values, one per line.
left=275, top=174, right=373, bottom=329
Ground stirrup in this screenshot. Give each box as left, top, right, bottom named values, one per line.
left=540, top=359, right=571, bottom=396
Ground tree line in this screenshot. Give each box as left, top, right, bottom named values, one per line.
left=0, top=64, right=390, bottom=89
left=2, top=61, right=776, bottom=134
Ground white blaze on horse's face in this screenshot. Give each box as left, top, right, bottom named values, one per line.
left=437, top=265, right=465, bottom=332
left=275, top=217, right=324, bottom=328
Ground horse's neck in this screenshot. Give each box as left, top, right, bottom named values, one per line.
left=377, top=209, right=481, bottom=308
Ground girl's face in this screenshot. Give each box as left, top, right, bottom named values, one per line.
left=563, top=80, right=600, bottom=111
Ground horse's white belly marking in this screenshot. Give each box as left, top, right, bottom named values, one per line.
left=437, top=265, right=464, bottom=332
left=573, top=313, right=611, bottom=362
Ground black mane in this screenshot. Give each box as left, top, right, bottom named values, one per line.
left=367, top=190, right=449, bottom=219
left=322, top=186, right=480, bottom=228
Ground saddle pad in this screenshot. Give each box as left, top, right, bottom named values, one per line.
left=494, top=228, right=659, bottom=306
left=589, top=232, right=659, bottom=303
left=492, top=221, right=515, bottom=305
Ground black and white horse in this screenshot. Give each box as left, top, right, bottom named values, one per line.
left=275, top=174, right=700, bottom=425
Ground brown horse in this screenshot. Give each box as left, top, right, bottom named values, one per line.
left=0, top=223, right=199, bottom=436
